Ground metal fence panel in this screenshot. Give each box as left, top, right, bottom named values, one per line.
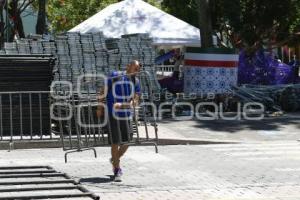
left=0, top=91, right=52, bottom=143
left=52, top=71, right=159, bottom=162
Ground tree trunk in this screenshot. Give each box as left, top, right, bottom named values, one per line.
left=0, top=4, right=4, bottom=48
left=198, top=0, right=213, bottom=48
left=15, top=11, right=25, bottom=38
left=36, top=0, right=46, bottom=34
left=6, top=0, right=25, bottom=40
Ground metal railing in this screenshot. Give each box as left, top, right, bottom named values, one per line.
left=0, top=91, right=54, bottom=145
left=52, top=71, right=159, bottom=162
left=156, top=65, right=175, bottom=77
left=0, top=71, right=159, bottom=161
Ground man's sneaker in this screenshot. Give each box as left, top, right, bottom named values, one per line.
left=110, top=158, right=120, bottom=172
left=114, top=168, right=123, bottom=182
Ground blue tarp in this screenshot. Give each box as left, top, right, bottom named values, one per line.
left=155, top=50, right=176, bottom=64
left=238, top=49, right=300, bottom=85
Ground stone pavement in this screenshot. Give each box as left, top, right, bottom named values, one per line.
left=1, top=114, right=300, bottom=150
left=158, top=114, right=300, bottom=142
left=1, top=141, right=300, bottom=199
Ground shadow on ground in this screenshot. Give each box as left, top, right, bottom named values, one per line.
left=79, top=176, right=114, bottom=184
left=193, top=118, right=300, bottom=133
left=159, top=114, right=300, bottom=133
left=79, top=177, right=145, bottom=189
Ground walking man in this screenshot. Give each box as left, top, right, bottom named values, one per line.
left=97, top=60, right=141, bottom=182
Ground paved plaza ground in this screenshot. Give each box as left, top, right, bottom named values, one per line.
left=158, top=113, right=300, bottom=142
left=0, top=114, right=300, bottom=200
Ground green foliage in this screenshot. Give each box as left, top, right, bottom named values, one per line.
left=161, top=0, right=300, bottom=48
left=214, top=0, right=300, bottom=47
left=47, top=0, right=162, bottom=33
left=161, top=0, right=198, bottom=28
left=46, top=0, right=300, bottom=48
left=144, top=0, right=161, bottom=8
left=47, top=0, right=119, bottom=33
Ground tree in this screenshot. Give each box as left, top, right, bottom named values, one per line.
left=214, top=0, right=300, bottom=49
left=0, top=0, right=5, bottom=48
left=197, top=0, right=213, bottom=47
left=161, top=0, right=198, bottom=28
left=47, top=0, right=121, bottom=33
left=47, top=0, right=161, bottom=33
left=144, top=0, right=161, bottom=8
left=3, top=0, right=34, bottom=41
left=162, top=0, right=213, bottom=47
left=36, top=0, right=46, bottom=34
left=162, top=0, right=300, bottom=49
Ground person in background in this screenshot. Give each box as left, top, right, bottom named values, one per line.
left=288, top=55, right=300, bottom=83
left=173, top=48, right=183, bottom=79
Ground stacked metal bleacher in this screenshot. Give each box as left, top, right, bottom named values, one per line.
left=121, top=33, right=158, bottom=91
left=0, top=55, right=55, bottom=137
left=1, top=32, right=160, bottom=93
left=1, top=32, right=159, bottom=138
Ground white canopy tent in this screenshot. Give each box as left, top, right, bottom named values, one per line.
left=69, top=0, right=201, bottom=47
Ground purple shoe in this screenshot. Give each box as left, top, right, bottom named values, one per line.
left=114, top=168, right=123, bottom=182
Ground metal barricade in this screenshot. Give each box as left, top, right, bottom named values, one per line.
left=52, top=71, right=159, bottom=162
left=0, top=91, right=53, bottom=150
left=156, top=65, right=175, bottom=78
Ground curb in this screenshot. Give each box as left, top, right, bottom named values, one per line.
left=0, top=138, right=238, bottom=150
left=157, top=138, right=238, bottom=145
left=0, top=140, right=62, bottom=150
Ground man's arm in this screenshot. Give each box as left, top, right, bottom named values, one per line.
left=114, top=85, right=140, bottom=109
left=131, top=78, right=141, bottom=107
left=114, top=94, right=139, bottom=110
left=96, top=87, right=106, bottom=118
left=130, top=93, right=140, bottom=108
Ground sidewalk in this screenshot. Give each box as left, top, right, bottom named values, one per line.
left=2, top=114, right=300, bottom=150
left=1, top=142, right=300, bottom=200
left=0, top=114, right=300, bottom=199
left=158, top=114, right=300, bottom=143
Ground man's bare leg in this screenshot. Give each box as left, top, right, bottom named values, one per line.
left=118, top=145, right=129, bottom=159
left=111, top=144, right=123, bottom=182
left=111, top=144, right=120, bottom=169
left=111, top=145, right=128, bottom=168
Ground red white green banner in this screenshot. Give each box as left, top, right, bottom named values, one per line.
left=184, top=53, right=239, bottom=68
left=184, top=51, right=239, bottom=95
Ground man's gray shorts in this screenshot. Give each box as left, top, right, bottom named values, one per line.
left=106, top=114, right=133, bottom=144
